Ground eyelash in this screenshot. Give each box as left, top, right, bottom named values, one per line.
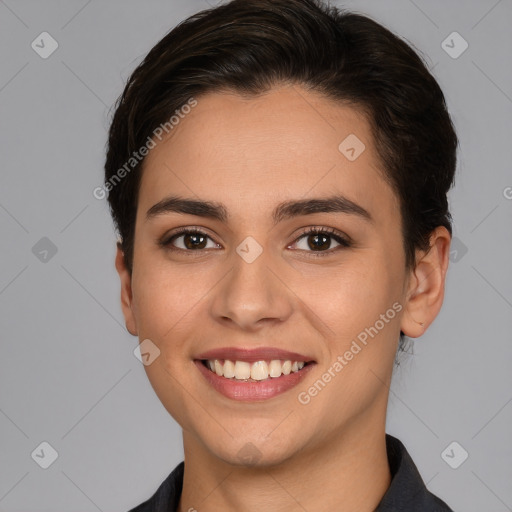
left=159, top=226, right=351, bottom=257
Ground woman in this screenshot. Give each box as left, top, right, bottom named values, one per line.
left=105, top=0, right=457, bottom=510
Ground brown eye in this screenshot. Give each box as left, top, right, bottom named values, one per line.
left=306, top=232, right=331, bottom=251
left=161, top=229, right=219, bottom=251
left=182, top=232, right=208, bottom=250
left=292, top=227, right=350, bottom=254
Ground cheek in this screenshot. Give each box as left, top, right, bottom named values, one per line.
left=293, top=257, right=403, bottom=341
left=130, top=257, right=221, bottom=351
left=131, top=265, right=189, bottom=336
left=294, top=262, right=402, bottom=420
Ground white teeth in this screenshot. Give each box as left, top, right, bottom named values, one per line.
left=234, top=361, right=251, bottom=379
left=223, top=359, right=235, bottom=378
left=250, top=361, right=268, bottom=381
left=269, top=360, right=282, bottom=378
left=204, top=359, right=308, bottom=380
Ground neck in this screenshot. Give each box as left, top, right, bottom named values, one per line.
left=178, top=402, right=391, bottom=512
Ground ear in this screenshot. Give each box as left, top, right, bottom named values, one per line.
left=401, top=226, right=451, bottom=338
left=115, top=242, right=138, bottom=336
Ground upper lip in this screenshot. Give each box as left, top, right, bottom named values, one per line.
left=194, top=346, right=316, bottom=363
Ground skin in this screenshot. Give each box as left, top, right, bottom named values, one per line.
left=115, top=83, right=450, bottom=512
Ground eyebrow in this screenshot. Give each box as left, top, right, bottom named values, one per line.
left=146, top=194, right=372, bottom=224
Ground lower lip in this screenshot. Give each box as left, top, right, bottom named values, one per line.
left=194, top=360, right=316, bottom=402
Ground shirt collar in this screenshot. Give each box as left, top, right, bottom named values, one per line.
left=375, top=434, right=453, bottom=511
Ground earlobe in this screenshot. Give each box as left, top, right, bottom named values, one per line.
left=400, top=227, right=451, bottom=338
left=114, top=242, right=138, bottom=336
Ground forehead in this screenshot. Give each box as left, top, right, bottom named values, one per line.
left=138, top=84, right=398, bottom=221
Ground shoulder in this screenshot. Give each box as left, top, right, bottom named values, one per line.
left=127, top=461, right=185, bottom=512
left=376, top=435, right=454, bottom=512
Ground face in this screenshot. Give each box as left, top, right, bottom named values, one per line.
left=116, top=84, right=446, bottom=467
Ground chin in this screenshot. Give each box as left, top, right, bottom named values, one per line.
left=200, top=429, right=307, bottom=469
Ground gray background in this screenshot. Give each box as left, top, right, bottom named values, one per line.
left=0, top=0, right=511, bottom=510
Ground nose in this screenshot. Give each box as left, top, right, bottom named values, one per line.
left=209, top=246, right=293, bottom=332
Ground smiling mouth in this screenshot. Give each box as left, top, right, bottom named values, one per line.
left=199, top=358, right=314, bottom=382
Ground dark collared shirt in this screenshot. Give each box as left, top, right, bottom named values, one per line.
left=128, top=434, right=454, bottom=511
